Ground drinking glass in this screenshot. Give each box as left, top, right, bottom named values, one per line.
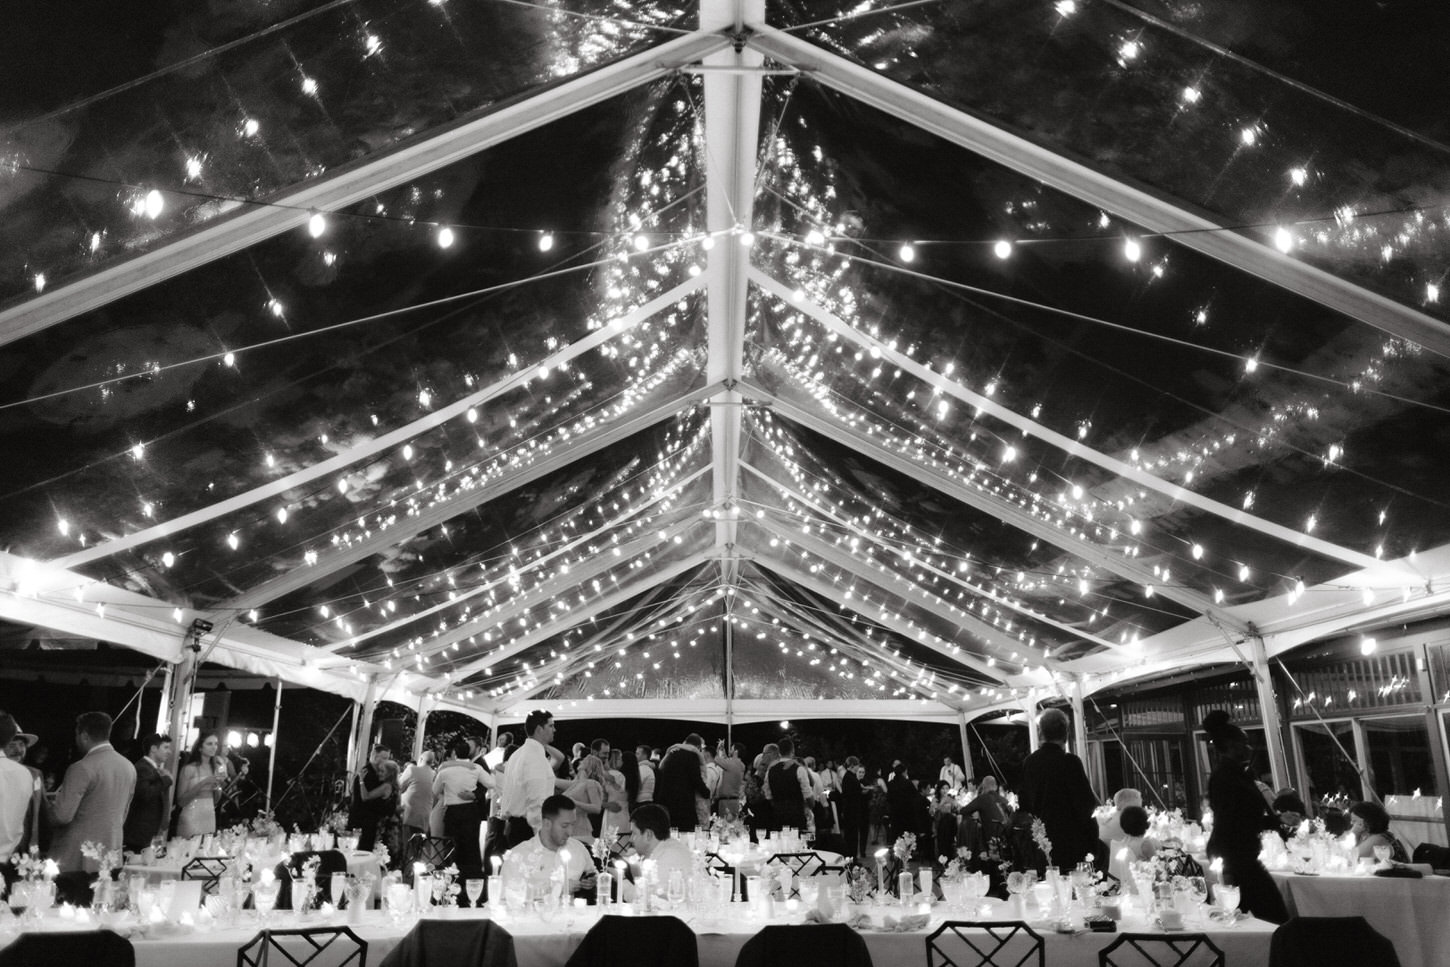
left=330, top=873, right=346, bottom=909
left=385, top=883, right=414, bottom=925
left=465, top=879, right=484, bottom=907
left=1216, top=884, right=1240, bottom=926
left=667, top=870, right=687, bottom=908
left=1186, top=876, right=1208, bottom=923
left=254, top=881, right=279, bottom=925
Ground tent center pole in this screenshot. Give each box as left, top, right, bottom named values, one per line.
left=265, top=678, right=283, bottom=812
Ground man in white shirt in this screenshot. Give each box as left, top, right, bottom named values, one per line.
left=626, top=803, right=693, bottom=899
left=500, top=794, right=596, bottom=901
left=939, top=756, right=966, bottom=790
left=0, top=712, right=40, bottom=863
left=498, top=710, right=559, bottom=849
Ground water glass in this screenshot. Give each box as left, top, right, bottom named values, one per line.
left=1216, top=884, right=1240, bottom=926
left=595, top=872, right=613, bottom=907
left=466, top=879, right=485, bottom=908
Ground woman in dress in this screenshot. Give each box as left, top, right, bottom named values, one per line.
left=1348, top=801, right=1409, bottom=863
left=1202, top=710, right=1288, bottom=923
left=600, top=750, right=629, bottom=845
left=563, top=754, right=611, bottom=845
left=176, top=732, right=234, bottom=838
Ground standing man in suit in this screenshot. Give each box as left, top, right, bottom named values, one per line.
left=123, top=733, right=173, bottom=852
left=47, top=712, right=137, bottom=873
left=1018, top=708, right=1098, bottom=873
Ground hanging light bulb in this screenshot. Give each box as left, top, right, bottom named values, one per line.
left=539, top=232, right=555, bottom=252
left=1123, top=238, right=1142, bottom=262
left=437, top=227, right=455, bottom=249
left=993, top=240, right=1013, bottom=260
left=899, top=242, right=916, bottom=263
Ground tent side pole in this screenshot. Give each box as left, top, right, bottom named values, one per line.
left=412, top=694, right=431, bottom=762
left=1250, top=636, right=1291, bottom=791
left=957, top=710, right=974, bottom=783
left=1024, top=693, right=1041, bottom=753
left=1072, top=677, right=1095, bottom=798
left=161, top=645, right=198, bottom=828
left=265, top=678, right=283, bottom=812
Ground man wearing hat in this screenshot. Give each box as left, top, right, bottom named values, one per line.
left=0, top=711, right=42, bottom=865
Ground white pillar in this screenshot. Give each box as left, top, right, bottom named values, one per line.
left=1071, top=677, right=1096, bottom=798
left=412, top=694, right=431, bottom=762
left=1249, top=636, right=1290, bottom=791
left=1025, top=694, right=1041, bottom=753
left=348, top=678, right=380, bottom=776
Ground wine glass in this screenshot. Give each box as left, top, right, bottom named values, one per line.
left=1186, top=876, right=1208, bottom=923
left=466, top=879, right=484, bottom=908
left=254, top=881, right=279, bottom=925
left=667, top=870, right=687, bottom=909
left=1216, top=884, right=1240, bottom=927
left=330, top=873, right=346, bottom=910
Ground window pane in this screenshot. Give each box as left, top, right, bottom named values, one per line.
left=1294, top=722, right=1360, bottom=808
left=1362, top=715, right=1437, bottom=798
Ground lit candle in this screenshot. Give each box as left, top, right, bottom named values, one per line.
left=491, top=856, right=502, bottom=876
left=614, top=860, right=627, bottom=904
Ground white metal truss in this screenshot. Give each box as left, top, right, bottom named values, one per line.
left=747, top=27, right=1450, bottom=362
left=217, top=380, right=717, bottom=612
left=0, top=32, right=728, bottom=346
left=749, top=269, right=1407, bottom=580
left=54, top=279, right=703, bottom=570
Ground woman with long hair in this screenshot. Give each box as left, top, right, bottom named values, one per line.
left=1202, top=710, right=1288, bottom=923
left=176, top=732, right=235, bottom=838
left=621, top=750, right=642, bottom=812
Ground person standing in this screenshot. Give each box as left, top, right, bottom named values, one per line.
left=763, top=737, right=812, bottom=833
left=634, top=744, right=656, bottom=804
left=838, top=757, right=868, bottom=859
left=399, top=749, right=436, bottom=841
left=349, top=745, right=396, bottom=852
left=498, top=710, right=559, bottom=849
left=0, top=713, right=40, bottom=865
left=176, top=732, right=244, bottom=838
left=655, top=734, right=710, bottom=832
left=939, top=756, right=966, bottom=790
left=1203, top=710, right=1288, bottom=923
left=433, top=740, right=489, bottom=895
left=123, top=733, right=173, bottom=852
left=1018, top=709, right=1098, bottom=872
left=47, top=712, right=136, bottom=873
left=713, top=741, right=745, bottom=821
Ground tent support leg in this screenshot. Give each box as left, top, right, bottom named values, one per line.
left=161, top=643, right=199, bottom=827
left=1250, top=636, right=1291, bottom=791
left=957, top=711, right=974, bottom=783
left=265, top=678, right=283, bottom=812
left=413, top=694, right=431, bottom=762
left=1071, top=677, right=1095, bottom=799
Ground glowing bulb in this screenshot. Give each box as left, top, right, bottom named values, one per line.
left=301, top=76, right=319, bottom=96
left=1055, top=0, right=1077, bottom=15
left=184, top=157, right=203, bottom=181
left=1245, top=355, right=1258, bottom=373
left=162, top=551, right=175, bottom=568
left=33, top=274, right=45, bottom=293
left=466, top=407, right=478, bottom=423
left=1181, top=86, right=1201, bottom=104
left=899, top=243, right=915, bottom=262
left=241, top=118, right=260, bottom=138
left=993, top=240, right=1013, bottom=259
left=1240, top=127, right=1257, bottom=146
left=276, top=506, right=288, bottom=524
left=805, top=229, right=826, bottom=246
left=1001, top=445, right=1017, bottom=463
left=1238, top=564, right=1251, bottom=582
left=226, top=532, right=240, bottom=551
left=144, top=189, right=164, bottom=220
left=633, top=235, right=649, bottom=252
left=437, top=227, right=455, bottom=249
left=1118, top=40, right=1140, bottom=63
left=1273, top=227, right=1293, bottom=253
left=539, top=233, right=555, bottom=252
left=1191, top=543, right=1204, bottom=560
left=1360, top=637, right=1377, bottom=656
left=1289, top=167, right=1307, bottom=186
left=739, top=231, right=756, bottom=247
left=1123, top=239, right=1141, bottom=262
left=308, top=212, right=327, bottom=238
left=223, top=352, right=236, bottom=367
left=1427, top=283, right=1440, bottom=303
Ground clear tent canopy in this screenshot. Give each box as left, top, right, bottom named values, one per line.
left=2, top=0, right=1449, bottom=727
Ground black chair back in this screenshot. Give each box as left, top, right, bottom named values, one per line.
left=405, top=834, right=456, bottom=880
left=734, top=923, right=873, bottom=967
left=925, top=920, right=1044, bottom=967
left=564, top=914, right=699, bottom=967
left=236, top=926, right=367, bottom=967
left=378, top=919, right=516, bottom=967
left=1268, top=916, right=1401, bottom=967
left=0, top=930, right=134, bottom=967
left=1097, top=933, right=1224, bottom=967
left=274, top=851, right=349, bottom=910
left=765, top=852, right=834, bottom=897
left=183, top=856, right=235, bottom=896
left=1411, top=842, right=1450, bottom=869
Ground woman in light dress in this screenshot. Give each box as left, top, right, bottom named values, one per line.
left=175, top=732, right=235, bottom=838
left=600, top=751, right=629, bottom=845
left=563, top=754, right=614, bottom=845
left=399, top=750, right=436, bottom=840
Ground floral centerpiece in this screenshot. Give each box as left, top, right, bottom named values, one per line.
left=8, top=847, right=59, bottom=920
left=893, top=832, right=916, bottom=864
left=592, top=827, right=621, bottom=868
left=1030, top=818, right=1053, bottom=869
left=11, top=846, right=59, bottom=884
left=841, top=860, right=876, bottom=904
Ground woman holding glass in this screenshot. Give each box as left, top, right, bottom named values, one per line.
left=175, top=732, right=236, bottom=838
left=1202, top=710, right=1287, bottom=923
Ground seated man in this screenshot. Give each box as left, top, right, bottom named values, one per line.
left=625, top=802, right=694, bottom=899
left=500, top=794, right=596, bottom=900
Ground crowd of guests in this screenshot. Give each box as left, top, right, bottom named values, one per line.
left=1, top=705, right=1421, bottom=914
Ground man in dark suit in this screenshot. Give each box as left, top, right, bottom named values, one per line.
left=123, top=733, right=173, bottom=852
left=1018, top=708, right=1098, bottom=872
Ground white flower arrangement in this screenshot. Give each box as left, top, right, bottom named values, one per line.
left=11, top=846, right=59, bottom=883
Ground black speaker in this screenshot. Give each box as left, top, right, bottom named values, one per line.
left=376, top=719, right=406, bottom=753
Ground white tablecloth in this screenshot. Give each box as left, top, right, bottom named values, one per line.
left=1273, top=870, right=1450, bottom=967
left=6, top=896, right=1275, bottom=967
left=122, top=851, right=384, bottom=885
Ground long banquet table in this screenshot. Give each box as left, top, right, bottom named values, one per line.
left=5, top=897, right=1276, bottom=967
left=1272, top=870, right=1450, bottom=967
